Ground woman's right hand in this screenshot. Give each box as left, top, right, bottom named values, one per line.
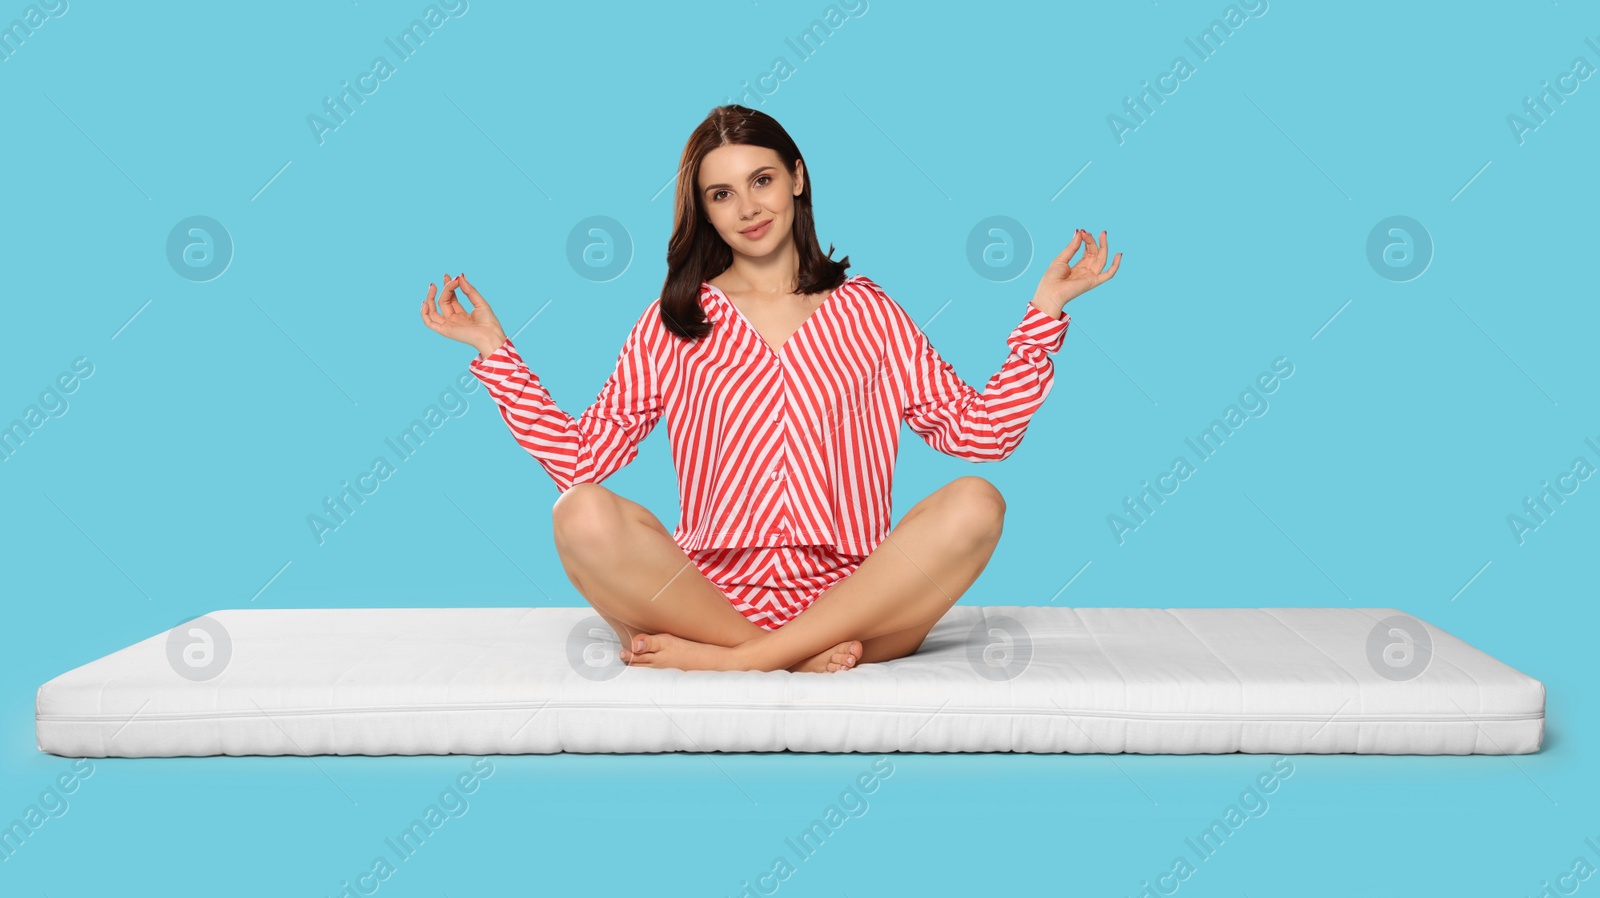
left=421, top=273, right=508, bottom=358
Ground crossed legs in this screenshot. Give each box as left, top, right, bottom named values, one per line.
left=552, top=484, right=862, bottom=673
left=551, top=476, right=1005, bottom=672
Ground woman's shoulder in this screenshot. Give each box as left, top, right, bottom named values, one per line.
left=840, top=272, right=879, bottom=292
left=838, top=272, right=890, bottom=305
left=838, top=273, right=913, bottom=323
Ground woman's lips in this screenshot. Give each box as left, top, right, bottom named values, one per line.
left=741, top=220, right=773, bottom=239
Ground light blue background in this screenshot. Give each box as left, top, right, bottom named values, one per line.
left=2, top=1, right=1594, bottom=895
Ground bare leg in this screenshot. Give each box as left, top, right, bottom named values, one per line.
left=552, top=483, right=765, bottom=646
left=550, top=483, right=862, bottom=671
left=856, top=614, right=942, bottom=665
left=626, top=476, right=1004, bottom=672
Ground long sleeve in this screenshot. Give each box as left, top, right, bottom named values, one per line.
left=468, top=311, right=664, bottom=491
left=893, top=298, right=1070, bottom=461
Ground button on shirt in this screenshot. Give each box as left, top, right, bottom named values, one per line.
left=467, top=274, right=1070, bottom=557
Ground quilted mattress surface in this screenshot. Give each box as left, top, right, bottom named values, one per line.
left=34, top=606, right=1545, bottom=757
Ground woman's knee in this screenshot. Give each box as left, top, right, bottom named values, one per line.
left=551, top=483, right=624, bottom=554
left=937, top=476, right=1006, bottom=549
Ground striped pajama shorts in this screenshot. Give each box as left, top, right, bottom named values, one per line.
left=685, top=543, right=868, bottom=631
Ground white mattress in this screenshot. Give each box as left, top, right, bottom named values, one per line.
left=35, top=606, right=1544, bottom=757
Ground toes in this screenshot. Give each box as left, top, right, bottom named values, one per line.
left=828, top=643, right=861, bottom=671
left=834, top=641, right=862, bottom=670
left=621, top=649, right=657, bottom=667
left=622, top=633, right=666, bottom=665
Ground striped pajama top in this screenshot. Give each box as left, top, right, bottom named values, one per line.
left=467, top=274, right=1071, bottom=557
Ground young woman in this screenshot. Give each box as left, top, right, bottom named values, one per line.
left=421, top=104, right=1120, bottom=674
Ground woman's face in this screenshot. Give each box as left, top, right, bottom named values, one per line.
left=698, top=143, right=803, bottom=258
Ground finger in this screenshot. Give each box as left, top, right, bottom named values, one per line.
left=423, top=287, right=447, bottom=323
left=1051, top=233, right=1083, bottom=268
left=1078, top=229, right=1097, bottom=263
left=439, top=275, right=464, bottom=313
left=1100, top=252, right=1122, bottom=280
left=457, top=274, right=491, bottom=313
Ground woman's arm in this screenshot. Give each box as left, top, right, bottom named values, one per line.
left=420, top=273, right=664, bottom=491
left=885, top=229, right=1120, bottom=461
left=890, top=296, right=1069, bottom=461
left=469, top=310, right=664, bottom=491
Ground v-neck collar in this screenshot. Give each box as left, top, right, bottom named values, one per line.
left=704, top=276, right=855, bottom=358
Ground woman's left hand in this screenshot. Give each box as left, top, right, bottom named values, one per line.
left=1032, top=229, right=1121, bottom=315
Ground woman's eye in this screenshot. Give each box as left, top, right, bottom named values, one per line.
left=711, top=177, right=767, bottom=201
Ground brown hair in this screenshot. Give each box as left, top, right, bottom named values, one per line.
left=658, top=104, right=850, bottom=342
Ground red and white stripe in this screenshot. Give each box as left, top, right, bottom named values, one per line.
left=468, top=275, right=1070, bottom=557
left=685, top=543, right=865, bottom=631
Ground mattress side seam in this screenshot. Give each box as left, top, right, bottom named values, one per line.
left=34, top=705, right=1547, bottom=723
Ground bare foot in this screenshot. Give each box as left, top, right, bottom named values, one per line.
left=620, top=633, right=746, bottom=672
left=787, top=640, right=862, bottom=673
